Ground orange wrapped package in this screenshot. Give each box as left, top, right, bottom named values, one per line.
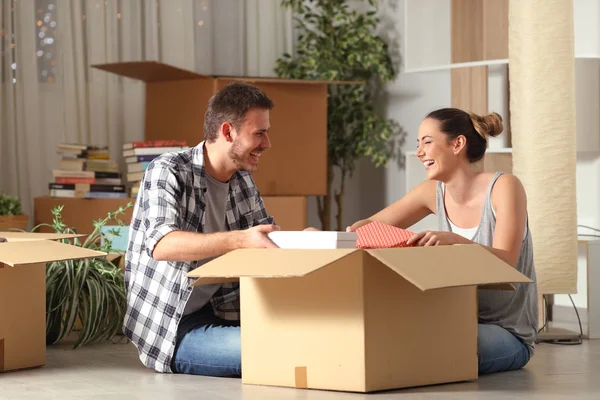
left=355, top=221, right=416, bottom=249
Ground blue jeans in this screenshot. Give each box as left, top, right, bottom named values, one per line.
left=478, top=323, right=531, bottom=375
left=171, top=315, right=529, bottom=378
left=171, top=307, right=241, bottom=377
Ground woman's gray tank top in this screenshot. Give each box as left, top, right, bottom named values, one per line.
left=436, top=172, right=538, bottom=355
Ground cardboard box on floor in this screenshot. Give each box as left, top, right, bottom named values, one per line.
left=0, top=232, right=106, bottom=373
left=91, top=61, right=357, bottom=196
left=188, top=243, right=533, bottom=393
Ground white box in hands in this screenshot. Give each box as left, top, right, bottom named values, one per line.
left=267, top=231, right=358, bottom=249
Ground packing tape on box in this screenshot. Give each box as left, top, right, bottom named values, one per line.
left=0, top=237, right=7, bottom=269
left=0, top=338, right=4, bottom=372
left=294, top=366, right=308, bottom=389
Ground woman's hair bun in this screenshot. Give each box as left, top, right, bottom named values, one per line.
left=470, top=112, right=504, bottom=138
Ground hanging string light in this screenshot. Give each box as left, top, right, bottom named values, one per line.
left=35, top=0, right=57, bottom=83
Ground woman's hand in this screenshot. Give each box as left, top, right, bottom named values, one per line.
left=406, top=230, right=469, bottom=247
left=346, top=219, right=372, bottom=232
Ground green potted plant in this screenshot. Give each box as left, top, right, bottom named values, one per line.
left=0, top=192, right=29, bottom=231
left=31, top=202, right=133, bottom=347
left=275, top=0, right=405, bottom=231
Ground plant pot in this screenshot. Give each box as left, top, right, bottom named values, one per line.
left=0, top=214, right=29, bottom=231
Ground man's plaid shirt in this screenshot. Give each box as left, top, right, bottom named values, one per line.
left=124, top=142, right=274, bottom=373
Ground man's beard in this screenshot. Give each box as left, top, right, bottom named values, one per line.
left=228, top=138, right=261, bottom=172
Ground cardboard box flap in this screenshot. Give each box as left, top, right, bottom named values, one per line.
left=366, top=245, right=533, bottom=291
left=0, top=232, right=87, bottom=242
left=220, top=76, right=363, bottom=86
left=0, top=240, right=106, bottom=266
left=188, top=249, right=358, bottom=285
left=91, top=61, right=208, bottom=82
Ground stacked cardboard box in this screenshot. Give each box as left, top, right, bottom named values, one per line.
left=50, top=143, right=126, bottom=198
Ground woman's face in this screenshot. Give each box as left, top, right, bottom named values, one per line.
left=416, top=118, right=463, bottom=181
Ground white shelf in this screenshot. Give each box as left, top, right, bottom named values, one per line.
left=403, top=0, right=600, bottom=74
left=404, top=148, right=512, bottom=157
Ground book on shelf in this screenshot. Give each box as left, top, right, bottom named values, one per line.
left=49, top=182, right=127, bottom=199
left=122, top=139, right=187, bottom=150
left=58, top=158, right=86, bottom=171
left=122, top=146, right=187, bottom=157
left=53, top=169, right=96, bottom=178
left=49, top=189, right=128, bottom=199
left=126, top=171, right=144, bottom=182
left=125, top=154, right=163, bottom=163
left=49, top=183, right=126, bottom=192
left=127, top=161, right=151, bottom=173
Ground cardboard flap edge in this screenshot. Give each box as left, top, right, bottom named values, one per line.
left=91, top=61, right=209, bottom=82
left=0, top=240, right=107, bottom=266
left=365, top=245, right=533, bottom=291
left=0, top=232, right=88, bottom=242
left=186, top=248, right=359, bottom=281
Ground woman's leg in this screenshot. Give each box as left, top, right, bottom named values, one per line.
left=478, top=323, right=531, bottom=375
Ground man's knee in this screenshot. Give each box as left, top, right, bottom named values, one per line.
left=172, top=325, right=241, bottom=377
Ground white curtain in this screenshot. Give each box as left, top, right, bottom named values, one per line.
left=0, top=0, right=293, bottom=217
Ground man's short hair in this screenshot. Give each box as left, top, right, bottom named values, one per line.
left=204, top=82, right=274, bottom=143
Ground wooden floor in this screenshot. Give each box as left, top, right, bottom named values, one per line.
left=1, top=333, right=598, bottom=399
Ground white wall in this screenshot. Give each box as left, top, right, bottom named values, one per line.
left=383, top=70, right=451, bottom=204
left=574, top=0, right=600, bottom=57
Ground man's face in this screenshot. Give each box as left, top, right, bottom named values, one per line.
left=227, top=108, right=271, bottom=173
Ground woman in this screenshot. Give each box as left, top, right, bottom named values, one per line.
left=348, top=108, right=538, bottom=375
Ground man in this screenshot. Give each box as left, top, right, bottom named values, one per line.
left=124, top=82, right=279, bottom=377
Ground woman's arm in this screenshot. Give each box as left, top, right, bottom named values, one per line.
left=488, top=173, right=528, bottom=267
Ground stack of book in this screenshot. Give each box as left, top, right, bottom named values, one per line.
left=123, top=140, right=189, bottom=197
left=49, top=143, right=127, bottom=198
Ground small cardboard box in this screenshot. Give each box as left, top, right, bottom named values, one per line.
left=91, top=61, right=353, bottom=196
left=0, top=232, right=106, bottom=372
left=188, top=244, right=532, bottom=392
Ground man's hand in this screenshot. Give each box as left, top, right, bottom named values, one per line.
left=240, top=224, right=280, bottom=249
left=406, top=230, right=469, bottom=247
left=346, top=219, right=372, bottom=232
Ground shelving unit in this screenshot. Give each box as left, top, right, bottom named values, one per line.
left=403, top=0, right=600, bottom=74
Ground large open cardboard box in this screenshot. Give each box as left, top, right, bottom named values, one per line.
left=188, top=243, right=533, bottom=393
left=91, top=61, right=350, bottom=196
left=0, top=232, right=106, bottom=372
